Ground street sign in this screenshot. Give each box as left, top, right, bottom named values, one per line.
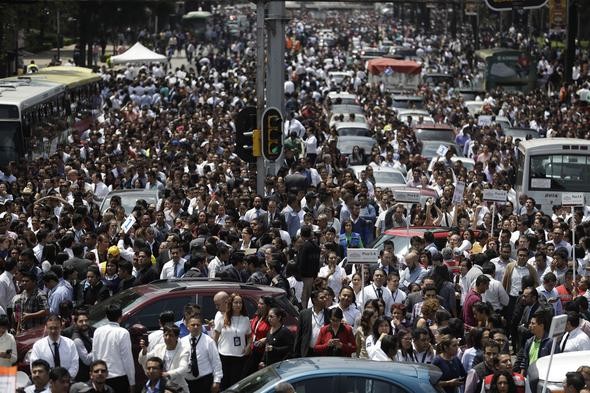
left=393, top=190, right=421, bottom=204
left=261, top=107, right=283, bottom=161
left=562, top=192, right=584, bottom=207
left=548, top=314, right=568, bottom=338
left=347, top=248, right=379, bottom=264
left=483, top=189, right=507, bottom=202
left=452, top=181, right=465, bottom=204
left=484, top=0, right=548, bottom=11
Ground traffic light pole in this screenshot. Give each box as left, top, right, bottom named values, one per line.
left=256, top=0, right=266, bottom=196
left=265, top=1, right=286, bottom=178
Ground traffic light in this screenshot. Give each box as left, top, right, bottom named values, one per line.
left=261, top=107, right=283, bottom=161
left=235, top=106, right=258, bottom=163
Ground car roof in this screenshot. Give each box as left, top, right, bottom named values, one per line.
left=381, top=226, right=451, bottom=237
left=330, top=104, right=363, bottom=113
left=270, top=357, right=441, bottom=384
left=335, top=122, right=370, bottom=129
left=413, top=124, right=454, bottom=130
left=144, top=279, right=287, bottom=294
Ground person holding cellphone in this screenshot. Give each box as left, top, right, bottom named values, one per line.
left=433, top=335, right=466, bottom=393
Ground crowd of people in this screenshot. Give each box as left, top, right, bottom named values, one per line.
left=0, top=4, right=590, bottom=393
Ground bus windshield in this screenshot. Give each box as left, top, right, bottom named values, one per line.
left=529, top=154, right=590, bottom=192
left=475, top=49, right=535, bottom=92
left=0, top=122, right=21, bottom=164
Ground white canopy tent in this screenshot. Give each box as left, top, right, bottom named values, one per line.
left=110, top=42, right=167, bottom=65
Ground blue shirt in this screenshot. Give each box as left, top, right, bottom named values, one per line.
left=145, top=379, right=161, bottom=393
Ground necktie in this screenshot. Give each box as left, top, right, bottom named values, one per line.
left=53, top=342, right=61, bottom=367
left=190, top=337, right=199, bottom=377
left=561, top=332, right=569, bottom=352
left=377, top=287, right=383, bottom=300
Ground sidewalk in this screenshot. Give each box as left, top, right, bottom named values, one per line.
left=22, top=44, right=118, bottom=68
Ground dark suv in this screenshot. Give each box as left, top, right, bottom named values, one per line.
left=17, top=279, right=299, bottom=384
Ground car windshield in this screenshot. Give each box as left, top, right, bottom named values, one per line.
left=373, top=171, right=405, bottom=185
left=88, top=288, right=147, bottom=326
left=421, top=142, right=463, bottom=159
left=337, top=139, right=375, bottom=155
left=337, top=127, right=370, bottom=137
left=101, top=192, right=158, bottom=214
left=370, top=234, right=413, bottom=256
left=225, top=366, right=280, bottom=393
left=415, top=129, right=454, bottom=142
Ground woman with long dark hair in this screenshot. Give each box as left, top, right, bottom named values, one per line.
left=314, top=307, right=356, bottom=357
left=489, top=370, right=517, bottom=393
left=260, top=307, right=294, bottom=367
left=243, top=296, right=273, bottom=375
left=366, top=316, right=391, bottom=359
left=355, top=309, right=377, bottom=359
left=395, top=328, right=416, bottom=362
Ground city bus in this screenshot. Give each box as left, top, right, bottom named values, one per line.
left=182, top=11, right=212, bottom=40
left=474, top=48, right=536, bottom=92
left=0, top=67, right=101, bottom=164
left=28, top=66, right=102, bottom=131
left=0, top=77, right=67, bottom=164
left=516, top=138, right=590, bottom=212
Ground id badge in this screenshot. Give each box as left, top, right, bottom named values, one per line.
left=234, top=336, right=242, bottom=347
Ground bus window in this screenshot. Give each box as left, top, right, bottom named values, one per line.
left=529, top=154, right=590, bottom=192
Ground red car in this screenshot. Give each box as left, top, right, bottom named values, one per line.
left=17, top=279, right=299, bottom=385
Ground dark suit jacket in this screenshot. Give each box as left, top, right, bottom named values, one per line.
left=293, top=307, right=329, bottom=357
left=516, top=335, right=553, bottom=375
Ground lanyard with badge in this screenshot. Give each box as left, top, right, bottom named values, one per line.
left=233, top=318, right=242, bottom=347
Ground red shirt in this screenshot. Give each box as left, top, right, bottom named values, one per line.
left=314, top=323, right=356, bottom=357
left=556, top=284, right=574, bottom=306
left=463, top=289, right=482, bottom=328
left=250, top=315, right=271, bottom=352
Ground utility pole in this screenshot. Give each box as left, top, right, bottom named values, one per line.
left=564, top=0, right=578, bottom=83
left=255, top=0, right=265, bottom=195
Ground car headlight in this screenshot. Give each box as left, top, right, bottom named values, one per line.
left=23, top=350, right=32, bottom=365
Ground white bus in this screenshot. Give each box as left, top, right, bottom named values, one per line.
left=516, top=138, right=590, bottom=212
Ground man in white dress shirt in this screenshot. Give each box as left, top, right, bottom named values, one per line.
left=560, top=312, right=590, bottom=353
left=160, top=246, right=187, bottom=279
left=330, top=287, right=360, bottom=327
left=0, top=258, right=17, bottom=313
left=180, top=316, right=222, bottom=392
left=30, top=315, right=79, bottom=379
left=360, top=269, right=394, bottom=317
left=243, top=196, right=267, bottom=223
left=92, top=304, right=135, bottom=393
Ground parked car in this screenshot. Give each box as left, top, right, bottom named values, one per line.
left=391, top=95, right=425, bottom=109
left=414, top=124, right=456, bottom=143
left=329, top=112, right=368, bottom=128
left=350, top=166, right=407, bottom=188
left=335, top=122, right=371, bottom=137
left=99, top=189, right=161, bottom=214
left=419, top=140, right=464, bottom=161
left=527, top=350, right=590, bottom=393
left=327, top=91, right=358, bottom=105
left=337, top=136, right=377, bottom=162
left=17, top=279, right=299, bottom=383
left=502, top=127, right=540, bottom=141
left=370, top=226, right=453, bottom=259
left=225, top=357, right=442, bottom=393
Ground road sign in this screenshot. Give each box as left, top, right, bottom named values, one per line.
left=452, top=181, right=465, bottom=204
left=562, top=192, right=584, bottom=207
left=261, top=107, right=283, bottom=161
left=484, top=0, right=548, bottom=11
left=548, top=314, right=568, bottom=338
left=393, top=190, right=421, bottom=204
left=483, top=189, right=507, bottom=202
left=347, top=248, right=379, bottom=264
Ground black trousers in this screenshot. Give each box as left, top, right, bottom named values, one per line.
left=106, top=375, right=130, bottom=393
left=187, top=373, right=214, bottom=393
left=220, top=354, right=247, bottom=390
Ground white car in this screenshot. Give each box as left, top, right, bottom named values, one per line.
left=464, top=100, right=485, bottom=116
left=527, top=350, right=590, bottom=393
left=327, top=91, right=358, bottom=105
left=350, top=166, right=407, bottom=189
left=397, top=109, right=435, bottom=126
left=335, top=122, right=371, bottom=137
left=329, top=113, right=368, bottom=128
